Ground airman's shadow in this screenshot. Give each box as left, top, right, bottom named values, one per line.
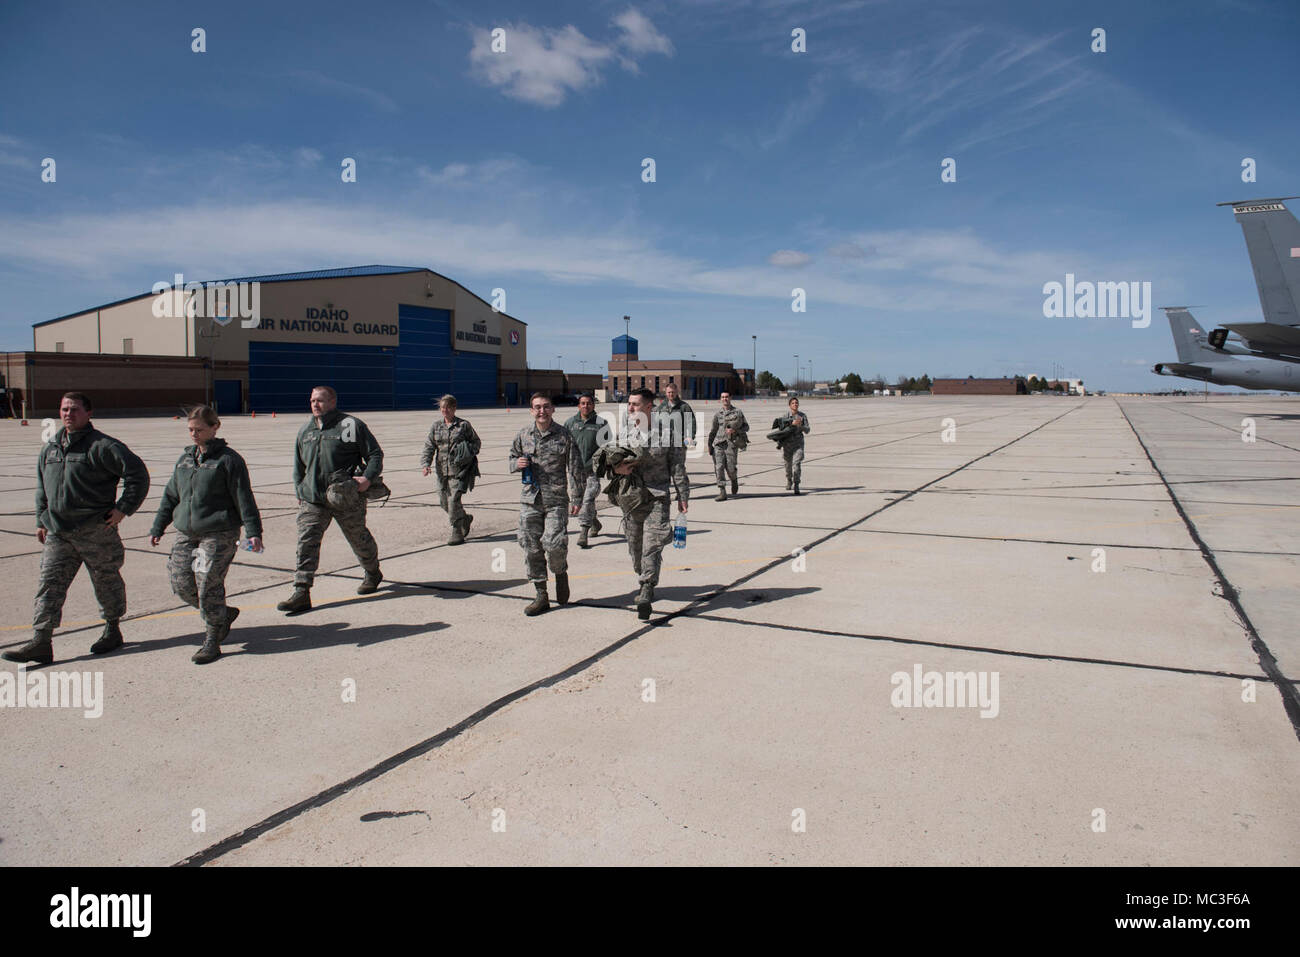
left=689, top=586, right=821, bottom=609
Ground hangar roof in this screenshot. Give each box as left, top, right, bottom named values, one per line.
left=35, top=265, right=526, bottom=326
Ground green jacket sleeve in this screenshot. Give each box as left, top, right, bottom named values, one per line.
left=35, top=447, right=49, bottom=530
left=292, top=428, right=306, bottom=493
left=358, top=421, right=384, bottom=482
left=226, top=453, right=263, bottom=538
left=509, top=432, right=524, bottom=473
left=467, top=422, right=482, bottom=457
left=107, top=440, right=151, bottom=516
left=150, top=468, right=180, bottom=538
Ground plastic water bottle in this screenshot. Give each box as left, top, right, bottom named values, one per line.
left=673, top=512, right=687, bottom=549
left=521, top=456, right=535, bottom=488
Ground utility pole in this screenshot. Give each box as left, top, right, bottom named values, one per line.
left=752, top=335, right=757, bottom=397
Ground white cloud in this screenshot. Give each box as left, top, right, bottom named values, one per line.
left=768, top=249, right=812, bottom=267
left=468, top=11, right=671, bottom=107
left=293, top=148, right=323, bottom=167
left=286, top=70, right=399, bottom=113
left=613, top=8, right=673, bottom=56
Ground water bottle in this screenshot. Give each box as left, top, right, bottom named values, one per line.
left=672, top=512, right=687, bottom=549
left=239, top=537, right=258, bottom=552
left=521, top=455, right=535, bottom=488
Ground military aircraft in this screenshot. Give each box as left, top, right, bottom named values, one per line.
left=1153, top=307, right=1299, bottom=391
left=1205, top=197, right=1300, bottom=359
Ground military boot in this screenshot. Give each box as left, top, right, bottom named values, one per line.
left=716, top=487, right=727, bottom=502
left=277, top=586, right=312, bottom=614
left=592, top=516, right=603, bottom=536
left=786, top=477, right=793, bottom=491
left=357, top=568, right=382, bottom=594
left=90, top=620, right=123, bottom=655
left=793, top=483, right=801, bottom=496
left=577, top=527, right=590, bottom=549
left=3, top=631, right=53, bottom=665
left=525, top=582, right=550, bottom=616
left=193, top=630, right=222, bottom=665
left=555, top=572, right=570, bottom=605
left=448, top=525, right=466, bottom=546
left=636, top=583, right=654, bottom=621
left=731, top=478, right=739, bottom=496
left=220, top=606, right=241, bottom=643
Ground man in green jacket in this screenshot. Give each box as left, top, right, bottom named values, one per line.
left=150, top=405, right=263, bottom=664
left=5, top=391, right=150, bottom=664
left=277, top=386, right=383, bottom=614
left=563, top=393, right=609, bottom=548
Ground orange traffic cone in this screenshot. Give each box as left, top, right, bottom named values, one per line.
left=272, top=411, right=277, bottom=417
left=251, top=411, right=256, bottom=418
left=20, top=419, right=29, bottom=426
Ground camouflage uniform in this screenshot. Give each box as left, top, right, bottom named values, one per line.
left=707, top=407, right=750, bottom=489
left=774, top=411, right=811, bottom=487
left=654, top=397, right=697, bottom=449
left=622, top=428, right=691, bottom=587
left=420, top=416, right=481, bottom=537
left=32, top=426, right=149, bottom=633
left=509, top=422, right=582, bottom=583
left=563, top=411, right=610, bottom=530
left=292, top=410, right=383, bottom=587
left=151, top=437, right=262, bottom=634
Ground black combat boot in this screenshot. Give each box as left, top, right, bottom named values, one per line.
left=786, top=478, right=793, bottom=490
left=220, top=607, right=240, bottom=643
left=90, top=620, right=123, bottom=654
left=716, top=487, right=727, bottom=502
left=636, top=583, right=654, bottom=620
left=525, top=582, right=550, bottom=616
left=277, top=587, right=312, bottom=613
left=731, top=478, right=739, bottom=496
left=3, top=631, right=53, bottom=664
left=793, top=483, right=801, bottom=496
left=577, top=527, right=590, bottom=548
left=592, top=516, right=603, bottom=535
left=193, top=631, right=221, bottom=665
left=357, top=568, right=382, bottom=594
left=555, top=572, right=570, bottom=605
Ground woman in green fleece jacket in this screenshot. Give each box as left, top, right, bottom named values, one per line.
left=149, top=406, right=263, bottom=665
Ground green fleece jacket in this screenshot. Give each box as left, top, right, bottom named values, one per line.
left=150, top=438, right=262, bottom=538
left=292, top=409, right=384, bottom=506
left=36, top=426, right=151, bottom=534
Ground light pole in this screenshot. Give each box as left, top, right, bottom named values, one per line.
left=794, top=354, right=799, bottom=392
left=752, top=335, right=757, bottom=397
left=623, top=315, right=630, bottom=399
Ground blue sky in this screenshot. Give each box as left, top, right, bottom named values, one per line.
left=1, top=0, right=1298, bottom=391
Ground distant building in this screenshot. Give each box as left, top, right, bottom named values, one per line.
left=932, top=377, right=1025, bottom=395
left=604, top=335, right=747, bottom=399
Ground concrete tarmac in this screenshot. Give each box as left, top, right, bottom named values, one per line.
left=1, top=396, right=1297, bottom=865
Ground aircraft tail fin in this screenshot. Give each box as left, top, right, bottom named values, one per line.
left=1217, top=197, right=1300, bottom=327
left=1164, top=307, right=1220, bottom=363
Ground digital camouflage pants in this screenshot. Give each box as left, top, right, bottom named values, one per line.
left=168, top=531, right=239, bottom=634
left=438, top=475, right=469, bottom=533
left=518, top=500, right=568, bottom=583
left=32, top=520, right=126, bottom=632
left=624, top=495, right=673, bottom=586
left=294, top=499, right=379, bottom=587
left=713, top=444, right=740, bottom=487
left=783, top=446, right=805, bottom=486
left=577, top=472, right=602, bottom=528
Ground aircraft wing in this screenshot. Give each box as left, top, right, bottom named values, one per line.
left=1218, top=322, right=1300, bottom=359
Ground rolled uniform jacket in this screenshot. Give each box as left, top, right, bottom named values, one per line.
left=421, top=417, right=480, bottom=481
left=293, top=409, right=384, bottom=506
left=563, top=412, right=610, bottom=472
left=449, top=439, right=481, bottom=492
left=150, top=437, right=262, bottom=539
left=769, top=412, right=811, bottom=449
left=509, top=422, right=582, bottom=505
left=707, top=407, right=750, bottom=452
left=36, top=426, right=151, bottom=534
left=593, top=440, right=690, bottom=510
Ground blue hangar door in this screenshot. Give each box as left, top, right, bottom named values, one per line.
left=395, top=305, right=499, bottom=409
left=248, top=342, right=394, bottom=413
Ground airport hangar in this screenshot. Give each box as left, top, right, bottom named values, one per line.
left=13, top=266, right=533, bottom=416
